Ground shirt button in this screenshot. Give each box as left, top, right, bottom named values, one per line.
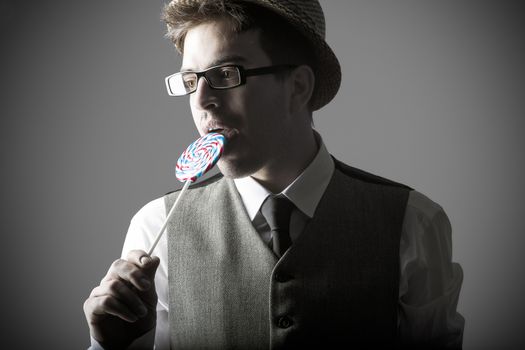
left=274, top=273, right=292, bottom=283
left=277, top=316, right=293, bottom=329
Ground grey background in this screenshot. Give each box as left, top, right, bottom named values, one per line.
left=1, top=0, right=524, bottom=349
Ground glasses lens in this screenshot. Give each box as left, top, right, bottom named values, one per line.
left=206, top=66, right=241, bottom=88
left=166, top=72, right=197, bottom=96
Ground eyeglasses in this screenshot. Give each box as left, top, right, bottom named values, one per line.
left=165, top=64, right=296, bottom=96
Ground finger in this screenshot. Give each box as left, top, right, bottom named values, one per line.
left=125, top=250, right=152, bottom=266
left=85, top=293, right=138, bottom=323
left=103, top=259, right=151, bottom=292
left=138, top=255, right=161, bottom=278
left=126, top=251, right=161, bottom=278
left=91, top=280, right=149, bottom=318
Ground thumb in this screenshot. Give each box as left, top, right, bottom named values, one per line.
left=139, top=255, right=160, bottom=278
left=136, top=255, right=160, bottom=312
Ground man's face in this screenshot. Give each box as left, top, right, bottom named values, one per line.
left=181, top=20, right=293, bottom=179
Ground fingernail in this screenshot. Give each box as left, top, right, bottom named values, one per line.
left=140, top=256, right=151, bottom=265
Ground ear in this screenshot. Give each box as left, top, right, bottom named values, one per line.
left=288, top=65, right=315, bottom=114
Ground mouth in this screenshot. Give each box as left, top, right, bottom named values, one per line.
left=207, top=127, right=224, bottom=133
left=206, top=125, right=239, bottom=141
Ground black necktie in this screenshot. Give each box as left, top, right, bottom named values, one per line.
left=261, top=195, right=295, bottom=257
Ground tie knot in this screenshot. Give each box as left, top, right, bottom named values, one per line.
left=260, top=195, right=295, bottom=232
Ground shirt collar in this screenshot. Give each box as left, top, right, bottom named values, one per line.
left=233, top=131, right=335, bottom=220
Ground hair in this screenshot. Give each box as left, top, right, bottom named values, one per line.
left=162, top=0, right=316, bottom=79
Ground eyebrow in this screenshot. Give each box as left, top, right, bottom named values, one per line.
left=181, top=55, right=248, bottom=72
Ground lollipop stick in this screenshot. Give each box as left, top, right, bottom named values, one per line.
left=146, top=179, right=191, bottom=256
left=145, top=132, right=225, bottom=256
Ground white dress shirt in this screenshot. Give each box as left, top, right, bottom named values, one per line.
left=90, top=134, right=464, bottom=349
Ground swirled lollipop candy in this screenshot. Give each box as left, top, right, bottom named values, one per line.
left=176, top=132, right=226, bottom=182
left=147, top=132, right=227, bottom=255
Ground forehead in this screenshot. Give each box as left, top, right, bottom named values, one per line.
left=181, top=20, right=271, bottom=71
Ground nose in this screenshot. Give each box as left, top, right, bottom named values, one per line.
left=191, top=76, right=219, bottom=111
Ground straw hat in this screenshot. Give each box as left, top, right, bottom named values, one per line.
left=166, top=0, right=341, bottom=111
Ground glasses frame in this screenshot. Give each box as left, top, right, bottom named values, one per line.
left=165, top=64, right=297, bottom=96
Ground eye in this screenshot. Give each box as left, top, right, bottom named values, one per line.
left=219, top=67, right=237, bottom=80
left=183, top=76, right=197, bottom=89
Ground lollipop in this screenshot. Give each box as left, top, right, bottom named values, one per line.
left=147, top=132, right=227, bottom=255
left=176, top=132, right=226, bottom=182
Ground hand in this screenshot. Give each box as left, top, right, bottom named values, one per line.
left=83, top=250, right=160, bottom=349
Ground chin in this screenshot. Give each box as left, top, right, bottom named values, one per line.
left=217, top=158, right=258, bottom=179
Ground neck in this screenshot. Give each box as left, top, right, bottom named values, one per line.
left=252, top=128, right=318, bottom=194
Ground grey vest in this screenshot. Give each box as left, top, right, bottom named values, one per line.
left=166, top=160, right=410, bottom=349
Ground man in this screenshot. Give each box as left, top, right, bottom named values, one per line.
left=84, top=0, right=464, bottom=349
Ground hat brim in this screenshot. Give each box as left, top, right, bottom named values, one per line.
left=309, top=32, right=341, bottom=110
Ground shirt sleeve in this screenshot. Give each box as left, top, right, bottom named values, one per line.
left=88, top=197, right=170, bottom=350
left=398, top=190, right=465, bottom=349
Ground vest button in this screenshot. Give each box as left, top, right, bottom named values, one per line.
left=274, top=272, right=292, bottom=282
left=277, top=316, right=293, bottom=329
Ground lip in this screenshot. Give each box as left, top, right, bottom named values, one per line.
left=205, top=124, right=239, bottom=141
